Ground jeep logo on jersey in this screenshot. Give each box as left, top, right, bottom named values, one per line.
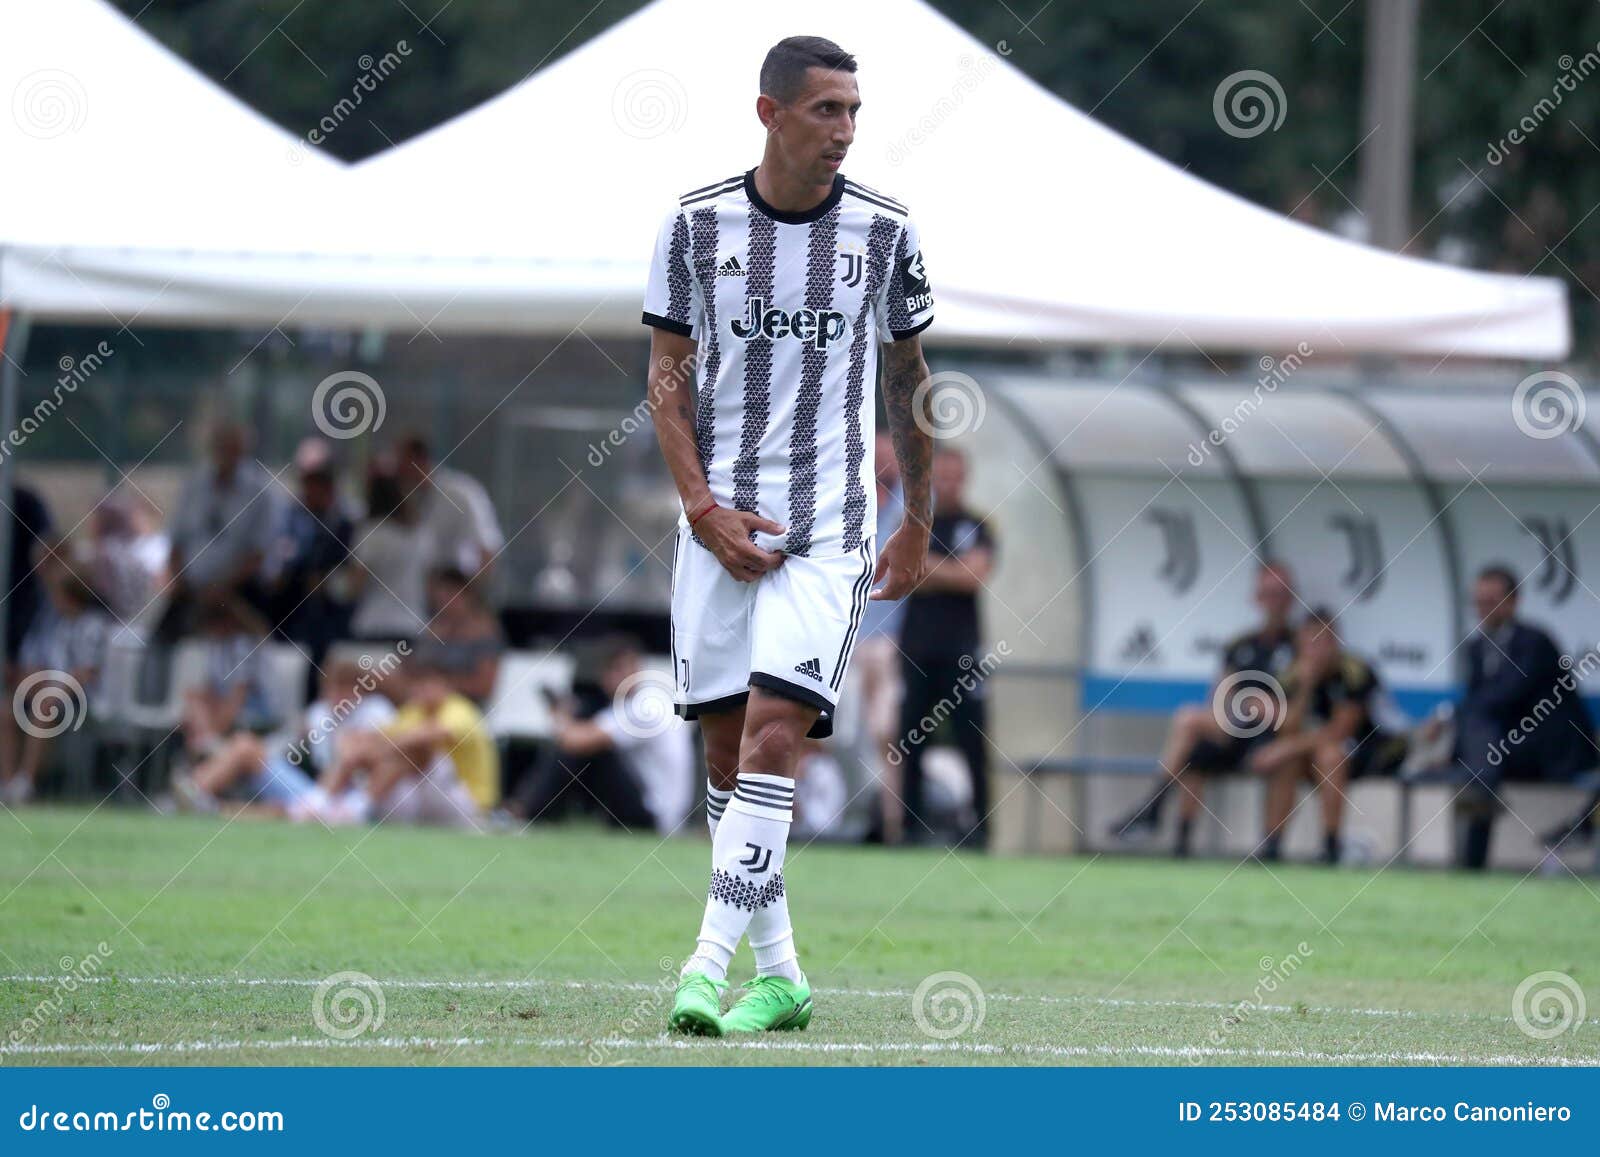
left=731, top=297, right=850, bottom=349
left=899, top=249, right=933, bottom=313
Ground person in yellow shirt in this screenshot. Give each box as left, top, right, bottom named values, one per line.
left=320, top=661, right=498, bottom=829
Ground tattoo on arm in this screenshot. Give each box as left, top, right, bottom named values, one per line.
left=883, top=337, right=933, bottom=527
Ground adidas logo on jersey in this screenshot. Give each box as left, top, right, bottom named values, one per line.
left=732, top=297, right=850, bottom=349
left=793, top=657, right=823, bottom=681
left=717, top=255, right=745, bottom=277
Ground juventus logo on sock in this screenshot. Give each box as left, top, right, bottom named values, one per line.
left=738, top=843, right=773, bottom=873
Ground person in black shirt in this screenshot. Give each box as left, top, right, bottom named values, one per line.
left=1430, top=565, right=1595, bottom=869
left=896, top=447, right=995, bottom=849
left=1112, top=560, right=1296, bottom=856
left=1249, top=608, right=1402, bottom=864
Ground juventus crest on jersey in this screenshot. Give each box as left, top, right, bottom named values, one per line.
left=643, top=169, right=935, bottom=559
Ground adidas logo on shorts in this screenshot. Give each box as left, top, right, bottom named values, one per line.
left=793, top=657, right=822, bottom=681
left=717, top=254, right=745, bottom=277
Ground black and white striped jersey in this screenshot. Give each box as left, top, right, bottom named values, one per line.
left=643, top=168, right=934, bottom=559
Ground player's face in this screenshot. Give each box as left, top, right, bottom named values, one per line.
left=1254, top=567, right=1293, bottom=622
left=1473, top=577, right=1516, bottom=629
left=771, top=68, right=859, bottom=187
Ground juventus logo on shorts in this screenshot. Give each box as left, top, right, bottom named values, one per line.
left=738, top=843, right=773, bottom=874
left=839, top=251, right=863, bottom=287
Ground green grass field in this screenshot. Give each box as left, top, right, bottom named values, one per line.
left=1, top=806, right=1596, bottom=1066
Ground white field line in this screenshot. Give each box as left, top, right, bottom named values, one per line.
left=0, top=972, right=1590, bottom=1030
left=0, top=1034, right=1594, bottom=1066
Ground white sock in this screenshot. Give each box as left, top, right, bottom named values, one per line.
left=682, top=772, right=794, bottom=982
left=706, top=781, right=732, bottom=837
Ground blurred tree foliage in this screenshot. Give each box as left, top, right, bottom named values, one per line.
left=113, top=0, right=1599, bottom=353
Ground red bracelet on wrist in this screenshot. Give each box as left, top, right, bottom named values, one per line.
left=687, top=499, right=718, bottom=527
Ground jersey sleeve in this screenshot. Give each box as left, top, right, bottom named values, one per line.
left=876, top=215, right=935, bottom=343
left=641, top=205, right=701, bottom=338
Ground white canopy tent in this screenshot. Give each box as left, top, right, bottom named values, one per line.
left=346, top=0, right=1570, bottom=358
left=0, top=0, right=1572, bottom=357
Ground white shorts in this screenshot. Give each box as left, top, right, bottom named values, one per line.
left=670, top=526, right=876, bottom=739
left=371, top=757, right=483, bottom=831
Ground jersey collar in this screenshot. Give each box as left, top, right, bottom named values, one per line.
left=744, top=168, right=844, bottom=225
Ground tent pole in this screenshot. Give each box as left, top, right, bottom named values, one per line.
left=0, top=309, right=33, bottom=666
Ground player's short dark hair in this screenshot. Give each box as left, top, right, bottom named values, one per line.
left=760, top=36, right=856, bottom=104
left=1302, top=605, right=1338, bottom=631
left=1477, top=563, right=1519, bottom=597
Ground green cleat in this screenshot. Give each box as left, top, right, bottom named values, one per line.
left=720, top=974, right=813, bottom=1033
left=668, top=972, right=727, bottom=1036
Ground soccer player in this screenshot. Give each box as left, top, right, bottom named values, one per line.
left=1109, top=560, right=1297, bottom=856
left=642, top=36, right=935, bottom=1035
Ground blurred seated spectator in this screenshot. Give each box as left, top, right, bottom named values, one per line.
left=180, top=595, right=279, bottom=761
left=158, top=421, right=280, bottom=639
left=269, top=451, right=354, bottom=676
left=1, top=552, right=113, bottom=805
left=1424, top=565, right=1595, bottom=870
left=1111, top=560, right=1298, bottom=856
left=397, top=434, right=504, bottom=577
left=76, top=492, right=166, bottom=625
left=5, top=481, right=53, bottom=668
left=506, top=635, right=692, bottom=833
left=173, top=659, right=397, bottom=815
left=316, top=660, right=497, bottom=829
left=1248, top=608, right=1405, bottom=864
left=346, top=459, right=429, bottom=641
left=413, top=566, right=504, bottom=703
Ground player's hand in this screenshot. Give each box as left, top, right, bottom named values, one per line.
left=870, top=522, right=929, bottom=601
left=697, top=506, right=786, bottom=583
